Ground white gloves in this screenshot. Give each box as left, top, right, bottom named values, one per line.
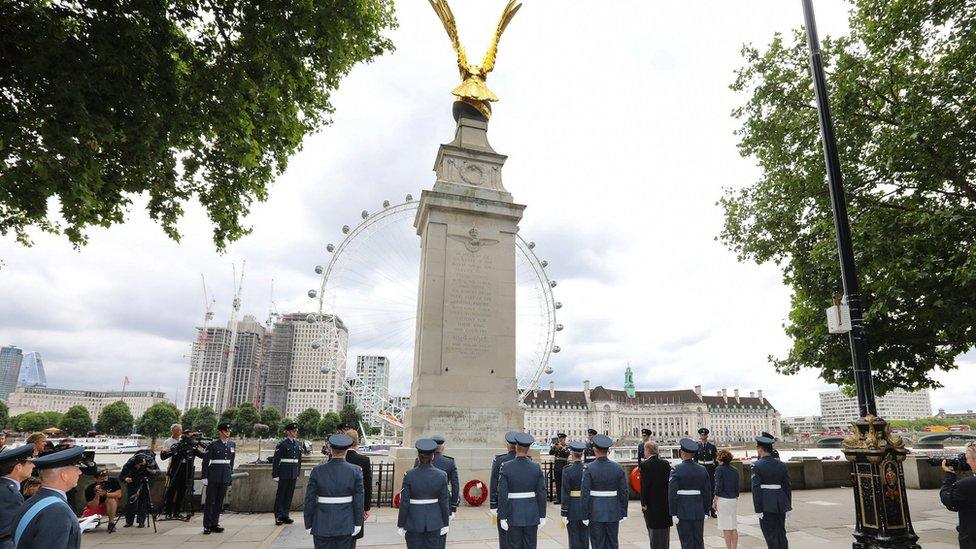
left=202, top=479, right=208, bottom=486
left=561, top=517, right=569, bottom=526
left=489, top=509, right=497, bottom=517
left=272, top=477, right=279, bottom=482
left=440, top=526, right=449, bottom=535
left=758, top=513, right=764, bottom=520
left=582, top=519, right=589, bottom=526
left=539, top=518, right=546, bottom=527
left=397, top=528, right=406, bottom=537
left=500, top=519, right=509, bottom=531
left=672, top=516, right=679, bottom=524
left=620, top=516, right=627, bottom=522
left=306, top=528, right=312, bottom=534
left=352, top=526, right=361, bottom=536
left=786, top=511, right=792, bottom=520
left=450, top=512, right=456, bottom=521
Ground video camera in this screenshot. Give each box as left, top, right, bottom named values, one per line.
left=79, top=450, right=98, bottom=476
left=926, top=453, right=972, bottom=472
left=170, top=431, right=211, bottom=457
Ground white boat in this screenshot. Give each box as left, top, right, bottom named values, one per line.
left=52, top=437, right=146, bottom=454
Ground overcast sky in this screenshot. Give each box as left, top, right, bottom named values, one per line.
left=2, top=0, right=972, bottom=418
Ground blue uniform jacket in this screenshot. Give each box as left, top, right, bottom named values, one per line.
left=580, top=456, right=628, bottom=522
left=668, top=459, right=711, bottom=520
left=397, top=464, right=450, bottom=533
left=0, top=477, right=24, bottom=547
left=560, top=461, right=585, bottom=521
left=433, top=453, right=460, bottom=512
left=272, top=437, right=302, bottom=480
left=751, top=456, right=792, bottom=513
left=497, top=456, right=546, bottom=527
left=11, top=487, right=80, bottom=549
left=304, top=459, right=364, bottom=536
left=490, top=451, right=516, bottom=510
left=202, top=438, right=236, bottom=485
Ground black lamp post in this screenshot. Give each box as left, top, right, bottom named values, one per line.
left=800, top=1, right=919, bottom=547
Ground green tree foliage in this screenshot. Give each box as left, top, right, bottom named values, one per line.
left=96, top=401, right=134, bottom=436
left=722, top=0, right=976, bottom=394
left=59, top=405, right=93, bottom=436
left=191, top=406, right=218, bottom=436
left=219, top=407, right=238, bottom=430
left=317, top=412, right=341, bottom=438
left=181, top=407, right=201, bottom=431
left=889, top=417, right=976, bottom=431
left=340, top=404, right=371, bottom=435
left=15, top=411, right=63, bottom=433
left=0, top=0, right=396, bottom=250
left=295, top=408, right=321, bottom=438
left=136, top=402, right=181, bottom=448
left=234, top=403, right=260, bottom=437
left=0, top=401, right=8, bottom=429
left=259, top=406, right=282, bottom=436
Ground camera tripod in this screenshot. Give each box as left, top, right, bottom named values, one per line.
left=130, top=476, right=158, bottom=533
left=158, top=453, right=197, bottom=523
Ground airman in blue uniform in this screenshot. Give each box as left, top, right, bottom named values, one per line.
left=305, top=434, right=364, bottom=549
left=429, top=435, right=458, bottom=549
left=694, top=428, right=718, bottom=518
left=751, top=435, right=791, bottom=549
left=398, top=439, right=450, bottom=549
left=0, top=446, right=34, bottom=549
left=560, top=440, right=589, bottom=549
left=498, top=432, right=546, bottom=549
left=272, top=422, right=303, bottom=525
left=580, top=434, right=628, bottom=549
left=491, top=431, right=519, bottom=549
left=202, top=422, right=236, bottom=534
left=584, top=429, right=598, bottom=464
left=10, top=446, right=83, bottom=549
left=669, top=438, right=711, bottom=549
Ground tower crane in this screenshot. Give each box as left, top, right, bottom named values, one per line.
left=219, top=261, right=246, bottom=412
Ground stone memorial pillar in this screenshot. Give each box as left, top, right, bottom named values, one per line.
left=392, top=103, right=525, bottom=494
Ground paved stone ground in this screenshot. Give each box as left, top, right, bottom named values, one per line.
left=81, top=488, right=960, bottom=548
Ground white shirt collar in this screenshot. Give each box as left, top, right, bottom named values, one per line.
left=2, top=476, right=20, bottom=490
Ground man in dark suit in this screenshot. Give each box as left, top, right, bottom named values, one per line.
left=398, top=439, right=450, bottom=549
left=490, top=431, right=519, bottom=549
left=0, top=446, right=34, bottom=548
left=305, top=434, right=364, bottom=548
left=272, top=422, right=303, bottom=525
left=498, top=433, right=547, bottom=549
left=343, top=429, right=372, bottom=548
left=669, top=438, right=711, bottom=549
left=9, top=446, right=84, bottom=548
left=201, top=422, right=236, bottom=535
left=751, top=435, right=791, bottom=549
left=639, top=440, right=673, bottom=549
left=560, top=440, right=588, bottom=549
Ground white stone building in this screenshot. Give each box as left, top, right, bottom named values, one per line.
left=354, top=355, right=390, bottom=415
left=8, top=386, right=167, bottom=418
left=523, top=381, right=781, bottom=445
left=783, top=415, right=824, bottom=434
left=184, top=315, right=268, bottom=413
left=819, top=388, right=932, bottom=428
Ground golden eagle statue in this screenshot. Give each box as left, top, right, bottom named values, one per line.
left=429, top=0, right=522, bottom=119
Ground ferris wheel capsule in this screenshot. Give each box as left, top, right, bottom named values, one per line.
left=549, top=280, right=558, bottom=288
left=541, top=260, right=548, bottom=268
left=342, top=225, right=350, bottom=234
left=314, top=265, right=324, bottom=274
left=308, top=289, right=317, bottom=298
left=327, top=243, right=335, bottom=252
left=556, top=323, right=564, bottom=331
left=361, top=210, right=369, bottom=219
left=528, top=241, right=535, bottom=249
left=311, top=341, right=321, bottom=350
left=552, top=345, right=561, bottom=353
left=405, top=193, right=413, bottom=201
left=544, top=366, right=554, bottom=374
left=336, top=389, right=346, bottom=396
left=306, top=313, right=317, bottom=324
left=383, top=200, right=391, bottom=208
left=555, top=302, right=563, bottom=309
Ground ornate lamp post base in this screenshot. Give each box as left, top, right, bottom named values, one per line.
left=843, top=415, right=920, bottom=548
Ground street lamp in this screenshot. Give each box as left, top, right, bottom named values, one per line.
left=800, top=1, right=919, bottom=547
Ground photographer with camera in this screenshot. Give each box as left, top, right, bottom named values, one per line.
left=160, top=423, right=206, bottom=519
left=82, top=469, right=122, bottom=533
left=120, top=450, right=160, bottom=528
left=940, top=441, right=976, bottom=548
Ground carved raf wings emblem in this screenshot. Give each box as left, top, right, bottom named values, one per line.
left=449, top=227, right=499, bottom=253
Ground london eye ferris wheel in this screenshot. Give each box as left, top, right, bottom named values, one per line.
left=305, top=196, right=562, bottom=429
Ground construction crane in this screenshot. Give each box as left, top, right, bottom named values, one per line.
left=184, top=275, right=216, bottom=412
left=220, top=261, right=246, bottom=413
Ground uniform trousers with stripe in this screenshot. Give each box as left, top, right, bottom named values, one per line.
left=567, top=520, right=589, bottom=549
left=759, top=513, right=788, bottom=549
left=274, top=478, right=297, bottom=519
left=506, top=525, right=538, bottom=549
left=587, top=521, right=619, bottom=549
left=675, top=519, right=704, bottom=549
left=203, top=482, right=229, bottom=530
left=314, top=534, right=353, bottom=549
left=406, top=530, right=441, bottom=549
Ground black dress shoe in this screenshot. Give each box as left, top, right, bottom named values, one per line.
left=213, top=526, right=225, bottom=533
left=203, top=529, right=211, bottom=535
left=282, top=517, right=294, bottom=524
left=275, top=518, right=283, bottom=526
